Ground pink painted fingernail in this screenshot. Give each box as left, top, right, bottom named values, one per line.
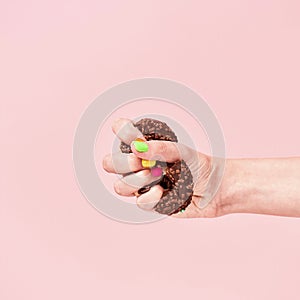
left=151, top=167, right=162, bottom=177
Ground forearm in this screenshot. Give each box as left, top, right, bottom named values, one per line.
left=220, top=157, right=300, bottom=217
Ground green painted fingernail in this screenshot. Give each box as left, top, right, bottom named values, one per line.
left=180, top=209, right=185, bottom=213
left=133, top=141, right=149, bottom=152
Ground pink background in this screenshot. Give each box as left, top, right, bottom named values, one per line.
left=1, top=1, right=300, bottom=299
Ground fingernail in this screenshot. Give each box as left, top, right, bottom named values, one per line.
left=142, top=159, right=156, bottom=168
left=133, top=140, right=149, bottom=153
left=135, top=137, right=145, bottom=142
left=151, top=167, right=162, bottom=177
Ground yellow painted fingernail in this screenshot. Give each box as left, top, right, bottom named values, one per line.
left=142, top=159, right=156, bottom=168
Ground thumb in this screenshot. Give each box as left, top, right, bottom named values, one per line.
left=130, top=140, right=193, bottom=163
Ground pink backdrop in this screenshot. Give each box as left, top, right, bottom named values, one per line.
left=1, top=1, right=300, bottom=299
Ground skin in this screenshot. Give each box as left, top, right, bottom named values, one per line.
left=102, top=118, right=300, bottom=218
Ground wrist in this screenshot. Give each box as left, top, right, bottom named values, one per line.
left=217, top=159, right=250, bottom=216
left=218, top=157, right=300, bottom=217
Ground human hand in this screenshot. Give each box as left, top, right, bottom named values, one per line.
left=102, top=118, right=225, bottom=218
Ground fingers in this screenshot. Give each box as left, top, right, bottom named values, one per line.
left=112, top=118, right=144, bottom=145
left=114, top=170, right=162, bottom=196
left=131, top=140, right=206, bottom=187
left=130, top=140, right=194, bottom=163
left=108, top=117, right=212, bottom=217
left=136, top=185, right=163, bottom=211
left=103, top=152, right=142, bottom=174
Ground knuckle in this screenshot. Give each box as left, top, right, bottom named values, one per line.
left=136, top=197, right=152, bottom=211
left=113, top=181, right=122, bottom=195
left=113, top=118, right=129, bottom=133
left=157, top=142, right=168, bottom=154
left=102, top=154, right=111, bottom=172
left=136, top=199, right=144, bottom=210
left=128, top=154, right=140, bottom=171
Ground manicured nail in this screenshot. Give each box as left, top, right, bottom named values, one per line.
left=180, top=209, right=185, bottom=213
left=133, top=140, right=149, bottom=153
left=142, top=159, right=156, bottom=168
left=151, top=167, right=162, bottom=177
left=135, top=137, right=145, bottom=142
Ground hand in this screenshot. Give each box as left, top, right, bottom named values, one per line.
left=102, top=118, right=225, bottom=218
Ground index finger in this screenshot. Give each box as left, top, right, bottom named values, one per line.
left=112, top=118, right=144, bottom=145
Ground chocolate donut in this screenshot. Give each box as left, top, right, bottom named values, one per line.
left=120, top=118, right=194, bottom=215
